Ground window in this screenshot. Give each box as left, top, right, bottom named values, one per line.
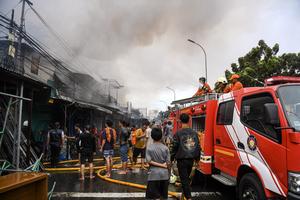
left=217, top=101, right=235, bottom=125
left=278, top=85, right=300, bottom=132
left=241, top=93, right=280, bottom=142
left=192, top=115, right=205, bottom=132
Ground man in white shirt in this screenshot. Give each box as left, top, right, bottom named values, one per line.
left=145, top=121, right=153, bottom=148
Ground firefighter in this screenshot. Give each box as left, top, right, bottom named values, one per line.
left=224, top=74, right=243, bottom=93
left=47, top=122, right=64, bottom=167
left=214, top=77, right=228, bottom=93
left=193, top=77, right=212, bottom=97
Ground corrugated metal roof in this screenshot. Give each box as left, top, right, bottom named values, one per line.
left=75, top=100, right=112, bottom=114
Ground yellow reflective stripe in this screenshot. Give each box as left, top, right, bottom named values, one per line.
left=215, top=149, right=235, bottom=157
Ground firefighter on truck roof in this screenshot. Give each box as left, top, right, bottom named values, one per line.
left=193, top=77, right=212, bottom=97
left=214, top=76, right=228, bottom=93
left=224, top=74, right=243, bottom=93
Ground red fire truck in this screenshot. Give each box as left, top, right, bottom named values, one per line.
left=170, top=76, right=300, bottom=200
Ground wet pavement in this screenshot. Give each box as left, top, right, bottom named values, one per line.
left=46, top=155, right=236, bottom=200
left=49, top=166, right=236, bottom=200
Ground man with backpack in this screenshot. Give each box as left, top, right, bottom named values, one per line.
left=78, top=125, right=96, bottom=180
left=47, top=122, right=64, bottom=167
left=100, top=120, right=116, bottom=177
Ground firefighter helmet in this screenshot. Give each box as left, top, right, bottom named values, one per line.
left=217, top=77, right=227, bottom=84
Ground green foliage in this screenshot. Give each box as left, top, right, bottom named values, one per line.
left=227, top=40, right=300, bottom=87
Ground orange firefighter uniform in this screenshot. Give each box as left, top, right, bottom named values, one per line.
left=224, top=74, right=243, bottom=93
left=193, top=83, right=212, bottom=97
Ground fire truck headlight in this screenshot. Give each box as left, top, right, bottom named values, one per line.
left=289, top=172, right=300, bottom=194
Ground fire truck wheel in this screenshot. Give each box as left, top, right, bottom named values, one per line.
left=238, top=173, right=266, bottom=200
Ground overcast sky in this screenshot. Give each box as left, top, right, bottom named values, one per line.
left=1, top=0, right=300, bottom=111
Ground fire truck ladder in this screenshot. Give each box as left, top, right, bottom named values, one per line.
left=0, top=92, right=38, bottom=169
left=171, top=93, right=220, bottom=106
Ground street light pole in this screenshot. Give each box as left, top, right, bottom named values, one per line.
left=166, top=86, right=176, bottom=101
left=187, top=39, right=208, bottom=82
left=159, top=100, right=168, bottom=110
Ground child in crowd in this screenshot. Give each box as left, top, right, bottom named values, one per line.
left=145, top=128, right=170, bottom=200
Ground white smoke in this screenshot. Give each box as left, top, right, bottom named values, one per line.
left=1, top=0, right=300, bottom=110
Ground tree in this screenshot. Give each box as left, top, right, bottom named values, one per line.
left=227, top=40, right=300, bottom=87
left=280, top=53, right=300, bottom=76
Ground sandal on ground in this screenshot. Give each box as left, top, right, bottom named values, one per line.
left=117, top=170, right=127, bottom=175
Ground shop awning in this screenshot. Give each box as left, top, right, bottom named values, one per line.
left=75, top=100, right=112, bottom=114
left=53, top=94, right=112, bottom=114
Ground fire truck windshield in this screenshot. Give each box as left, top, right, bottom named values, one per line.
left=278, top=85, right=300, bottom=131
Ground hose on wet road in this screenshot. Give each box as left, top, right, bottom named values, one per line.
left=45, top=157, right=181, bottom=199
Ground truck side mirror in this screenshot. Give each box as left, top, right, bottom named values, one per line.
left=264, top=103, right=280, bottom=126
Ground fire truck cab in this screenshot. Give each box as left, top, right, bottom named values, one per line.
left=171, top=76, right=300, bottom=200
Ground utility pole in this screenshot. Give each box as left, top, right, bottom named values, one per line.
left=17, top=0, right=25, bottom=74
left=9, top=10, right=14, bottom=39
left=16, top=0, right=33, bottom=73
left=15, top=0, right=32, bottom=169
left=7, top=10, right=15, bottom=68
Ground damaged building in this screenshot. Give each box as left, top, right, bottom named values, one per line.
left=0, top=39, right=141, bottom=168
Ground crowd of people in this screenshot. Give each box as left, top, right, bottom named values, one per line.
left=46, top=114, right=200, bottom=200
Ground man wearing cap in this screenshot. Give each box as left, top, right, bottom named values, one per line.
left=193, top=77, right=212, bottom=97
left=224, top=74, right=243, bottom=93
